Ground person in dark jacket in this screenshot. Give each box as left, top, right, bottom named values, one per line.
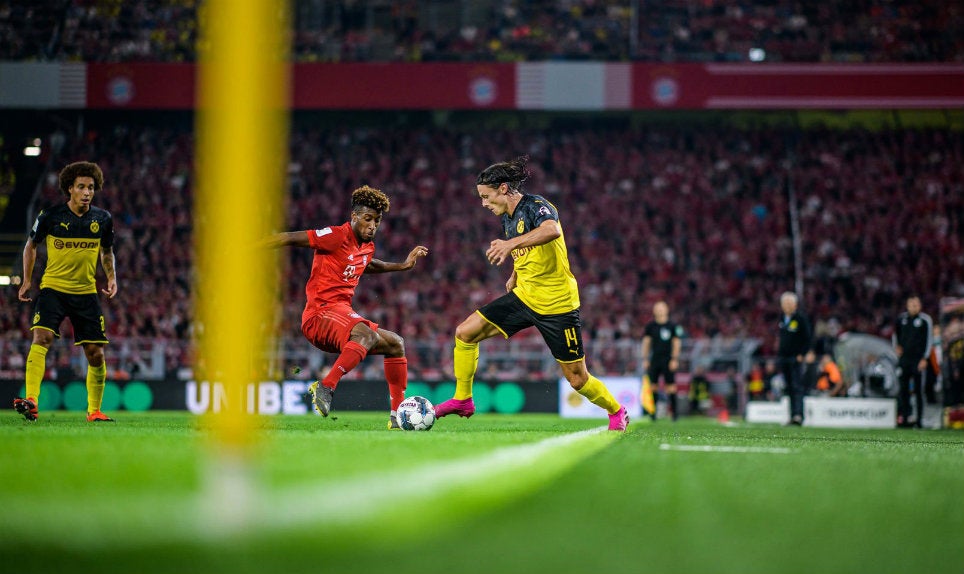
left=777, top=292, right=812, bottom=425
left=892, top=295, right=933, bottom=428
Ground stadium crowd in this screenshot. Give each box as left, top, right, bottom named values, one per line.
left=2, top=0, right=962, bottom=63
left=0, top=118, right=960, bottom=378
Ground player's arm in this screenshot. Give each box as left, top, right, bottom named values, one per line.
left=366, top=245, right=429, bottom=274
left=505, top=269, right=517, bottom=292
left=18, top=238, right=38, bottom=302
left=261, top=231, right=311, bottom=248
left=670, top=336, right=681, bottom=371
left=486, top=219, right=560, bottom=265
left=100, top=246, right=118, bottom=299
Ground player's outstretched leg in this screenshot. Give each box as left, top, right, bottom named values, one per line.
left=571, top=370, right=628, bottom=432
left=309, top=381, right=335, bottom=417
left=13, top=397, right=38, bottom=422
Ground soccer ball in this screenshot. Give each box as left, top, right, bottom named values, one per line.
left=397, top=396, right=435, bottom=431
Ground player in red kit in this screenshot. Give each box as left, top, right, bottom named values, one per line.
left=263, top=186, right=428, bottom=428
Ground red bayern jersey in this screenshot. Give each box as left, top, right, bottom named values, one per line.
left=302, top=222, right=375, bottom=323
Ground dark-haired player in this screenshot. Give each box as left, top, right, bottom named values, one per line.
left=435, top=156, right=628, bottom=431
left=15, top=161, right=118, bottom=422
left=263, top=185, right=428, bottom=428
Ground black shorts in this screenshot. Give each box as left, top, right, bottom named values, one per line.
left=31, top=288, right=109, bottom=345
left=477, top=291, right=584, bottom=363
left=648, top=361, right=676, bottom=385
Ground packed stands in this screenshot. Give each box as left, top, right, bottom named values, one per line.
left=1, top=116, right=961, bottom=378
left=2, top=0, right=962, bottom=63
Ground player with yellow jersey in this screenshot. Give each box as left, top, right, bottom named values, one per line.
left=14, top=161, right=118, bottom=422
left=435, top=156, right=627, bottom=431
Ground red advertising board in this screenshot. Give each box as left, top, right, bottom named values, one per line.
left=633, top=63, right=964, bottom=109
left=293, top=63, right=516, bottom=109
left=84, top=62, right=964, bottom=110
left=87, top=63, right=196, bottom=109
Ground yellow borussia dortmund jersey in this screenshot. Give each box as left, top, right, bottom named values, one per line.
left=29, top=203, right=114, bottom=295
left=501, top=194, right=579, bottom=314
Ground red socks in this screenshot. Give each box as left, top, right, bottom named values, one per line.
left=384, top=357, right=408, bottom=411
left=321, top=341, right=368, bottom=390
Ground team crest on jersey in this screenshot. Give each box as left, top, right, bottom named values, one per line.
left=789, top=320, right=798, bottom=331
left=516, top=219, right=525, bottom=234
left=348, top=254, right=354, bottom=261
left=32, top=312, right=40, bottom=325
left=913, top=317, right=922, bottom=327
left=660, top=328, right=671, bottom=340
left=90, top=221, right=99, bottom=233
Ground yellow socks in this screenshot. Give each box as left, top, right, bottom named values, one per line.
left=577, top=375, right=621, bottom=415
left=86, top=362, right=107, bottom=413
left=453, top=337, right=479, bottom=400
left=25, top=344, right=48, bottom=401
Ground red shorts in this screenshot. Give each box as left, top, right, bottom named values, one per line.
left=302, top=304, right=378, bottom=354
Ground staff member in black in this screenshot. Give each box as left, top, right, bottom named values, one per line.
left=641, top=301, right=683, bottom=421
left=893, top=295, right=933, bottom=428
left=777, top=292, right=812, bottom=425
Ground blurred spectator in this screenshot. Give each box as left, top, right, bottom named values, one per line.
left=815, top=353, right=845, bottom=397
left=688, top=364, right=710, bottom=414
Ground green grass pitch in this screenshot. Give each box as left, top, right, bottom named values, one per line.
left=1, top=410, right=961, bottom=574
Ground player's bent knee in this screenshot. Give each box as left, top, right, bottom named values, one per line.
left=563, top=369, right=590, bottom=390
left=384, top=332, right=405, bottom=357
left=85, top=349, right=105, bottom=366
left=455, top=315, right=491, bottom=344
left=454, top=323, right=477, bottom=344
left=372, top=329, right=405, bottom=357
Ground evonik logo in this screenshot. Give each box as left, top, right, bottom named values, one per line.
left=53, top=239, right=98, bottom=249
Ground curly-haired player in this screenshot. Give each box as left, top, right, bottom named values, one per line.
left=15, top=161, right=118, bottom=422
left=263, top=185, right=428, bottom=428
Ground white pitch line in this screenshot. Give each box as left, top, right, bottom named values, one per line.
left=243, top=425, right=612, bottom=535
left=659, top=443, right=794, bottom=454
left=3, top=426, right=616, bottom=550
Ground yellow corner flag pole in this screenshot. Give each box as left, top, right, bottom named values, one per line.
left=195, top=0, right=289, bottom=530
left=641, top=374, right=656, bottom=416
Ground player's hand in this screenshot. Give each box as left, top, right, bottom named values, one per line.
left=405, top=245, right=429, bottom=269
left=18, top=280, right=32, bottom=302
left=486, top=239, right=512, bottom=265
left=102, top=278, right=118, bottom=299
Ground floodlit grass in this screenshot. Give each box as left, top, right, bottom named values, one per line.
left=1, top=411, right=961, bottom=574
